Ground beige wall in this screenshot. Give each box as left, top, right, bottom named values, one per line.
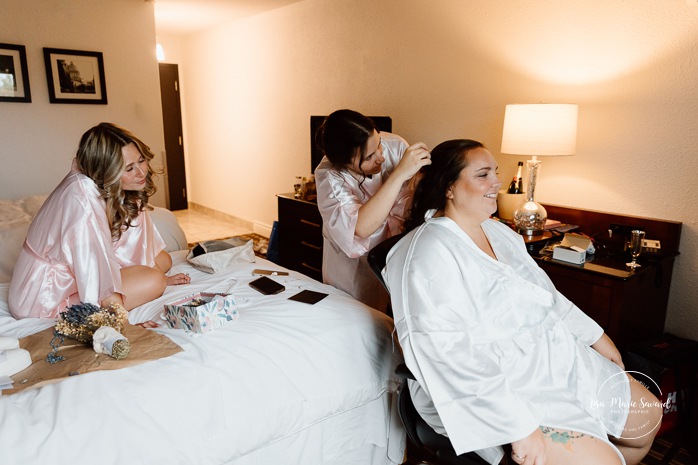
left=0, top=0, right=167, bottom=206
left=168, top=0, right=698, bottom=339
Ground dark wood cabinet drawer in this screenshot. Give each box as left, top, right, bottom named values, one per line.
left=277, top=194, right=324, bottom=281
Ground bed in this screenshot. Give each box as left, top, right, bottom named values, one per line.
left=0, top=196, right=406, bottom=465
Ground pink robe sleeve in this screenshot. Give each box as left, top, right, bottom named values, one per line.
left=64, top=187, right=125, bottom=307
left=113, top=209, right=167, bottom=268
left=315, top=133, right=412, bottom=259
left=316, top=169, right=372, bottom=258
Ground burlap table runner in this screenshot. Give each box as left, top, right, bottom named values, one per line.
left=5, top=323, right=182, bottom=395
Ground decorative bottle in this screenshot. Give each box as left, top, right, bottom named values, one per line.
left=507, top=162, right=524, bottom=194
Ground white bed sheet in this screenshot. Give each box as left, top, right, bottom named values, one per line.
left=0, top=253, right=405, bottom=465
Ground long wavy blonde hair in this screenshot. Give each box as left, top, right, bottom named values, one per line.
left=76, top=122, right=157, bottom=240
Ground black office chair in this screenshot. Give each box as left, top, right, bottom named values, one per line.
left=367, top=235, right=492, bottom=465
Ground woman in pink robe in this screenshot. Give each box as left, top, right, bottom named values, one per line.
left=314, top=109, right=432, bottom=310
left=9, top=123, right=190, bottom=320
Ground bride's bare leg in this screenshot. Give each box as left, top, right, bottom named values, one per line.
left=612, top=374, right=663, bottom=465
left=98, top=264, right=187, bottom=328
left=154, top=250, right=172, bottom=274
left=539, top=427, right=623, bottom=465
left=119, top=265, right=167, bottom=310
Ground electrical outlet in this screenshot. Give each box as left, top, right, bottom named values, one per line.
left=643, top=239, right=662, bottom=255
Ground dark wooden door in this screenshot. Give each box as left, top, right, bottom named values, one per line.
left=158, top=63, right=187, bottom=210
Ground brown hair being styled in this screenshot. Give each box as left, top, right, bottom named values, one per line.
left=405, top=139, right=485, bottom=232
left=317, top=109, right=377, bottom=172
left=76, top=122, right=157, bottom=240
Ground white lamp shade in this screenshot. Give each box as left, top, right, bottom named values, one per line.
left=501, top=104, right=578, bottom=156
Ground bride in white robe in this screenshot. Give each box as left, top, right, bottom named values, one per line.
left=384, top=140, right=662, bottom=465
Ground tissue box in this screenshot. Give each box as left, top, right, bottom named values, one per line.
left=163, top=292, right=238, bottom=333
left=560, top=232, right=594, bottom=254
left=552, top=245, right=586, bottom=264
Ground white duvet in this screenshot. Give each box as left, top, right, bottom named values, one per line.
left=0, top=252, right=404, bottom=465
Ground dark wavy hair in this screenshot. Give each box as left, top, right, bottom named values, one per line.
left=405, top=139, right=485, bottom=232
left=76, top=122, right=157, bottom=240
left=316, top=109, right=377, bottom=171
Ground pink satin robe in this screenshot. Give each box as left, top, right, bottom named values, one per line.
left=8, top=167, right=166, bottom=319
left=315, top=132, right=413, bottom=310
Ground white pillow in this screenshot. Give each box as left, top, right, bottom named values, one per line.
left=186, top=239, right=256, bottom=274
left=149, top=206, right=189, bottom=252
left=0, top=221, right=30, bottom=283
left=0, top=196, right=46, bottom=283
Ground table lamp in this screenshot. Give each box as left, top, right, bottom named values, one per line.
left=500, top=103, right=578, bottom=235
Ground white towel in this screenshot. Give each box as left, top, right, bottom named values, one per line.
left=0, top=348, right=31, bottom=378
left=0, top=336, right=20, bottom=351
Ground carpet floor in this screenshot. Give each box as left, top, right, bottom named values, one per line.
left=640, top=433, right=695, bottom=465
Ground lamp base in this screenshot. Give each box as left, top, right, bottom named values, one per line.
left=513, top=200, right=547, bottom=236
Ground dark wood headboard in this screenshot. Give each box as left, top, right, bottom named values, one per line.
left=542, top=204, right=682, bottom=256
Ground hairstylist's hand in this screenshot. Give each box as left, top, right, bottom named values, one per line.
left=591, top=332, right=624, bottom=369
left=511, top=428, right=547, bottom=465
left=393, top=142, right=431, bottom=183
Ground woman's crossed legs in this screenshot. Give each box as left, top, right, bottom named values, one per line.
left=511, top=373, right=662, bottom=465
left=510, top=427, right=622, bottom=465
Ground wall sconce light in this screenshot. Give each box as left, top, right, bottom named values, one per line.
left=156, top=43, right=166, bottom=62
left=501, top=103, right=578, bottom=235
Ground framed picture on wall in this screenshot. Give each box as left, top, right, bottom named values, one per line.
left=0, top=43, right=32, bottom=103
left=43, top=47, right=107, bottom=104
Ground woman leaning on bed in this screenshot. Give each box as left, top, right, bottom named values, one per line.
left=9, top=122, right=190, bottom=321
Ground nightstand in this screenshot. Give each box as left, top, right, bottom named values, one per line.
left=276, top=193, right=323, bottom=281
left=531, top=204, right=682, bottom=349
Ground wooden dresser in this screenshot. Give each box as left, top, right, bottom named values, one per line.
left=535, top=204, right=682, bottom=349
left=276, top=193, right=323, bottom=281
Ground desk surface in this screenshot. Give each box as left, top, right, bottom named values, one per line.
left=510, top=205, right=682, bottom=281
left=524, top=231, right=668, bottom=280
left=533, top=253, right=651, bottom=280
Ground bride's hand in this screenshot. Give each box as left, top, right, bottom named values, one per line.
left=166, top=273, right=191, bottom=286
left=591, top=332, right=624, bottom=369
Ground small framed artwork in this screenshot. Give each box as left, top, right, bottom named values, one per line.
left=43, top=47, right=107, bottom=104
left=0, top=43, right=32, bottom=103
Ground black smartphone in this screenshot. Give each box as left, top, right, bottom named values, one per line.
left=249, top=276, right=286, bottom=295
left=288, top=290, right=328, bottom=305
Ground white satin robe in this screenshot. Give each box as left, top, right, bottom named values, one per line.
left=384, top=216, right=630, bottom=464
left=315, top=132, right=412, bottom=310
left=9, top=167, right=166, bottom=319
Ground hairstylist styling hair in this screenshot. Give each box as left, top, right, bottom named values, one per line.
left=9, top=123, right=190, bottom=322
left=385, top=139, right=661, bottom=465
left=314, top=109, right=431, bottom=310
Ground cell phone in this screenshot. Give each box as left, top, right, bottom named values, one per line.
left=252, top=269, right=289, bottom=276
left=249, top=276, right=286, bottom=295
left=288, top=290, right=328, bottom=305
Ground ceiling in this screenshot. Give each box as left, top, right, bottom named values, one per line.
left=152, top=0, right=303, bottom=35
